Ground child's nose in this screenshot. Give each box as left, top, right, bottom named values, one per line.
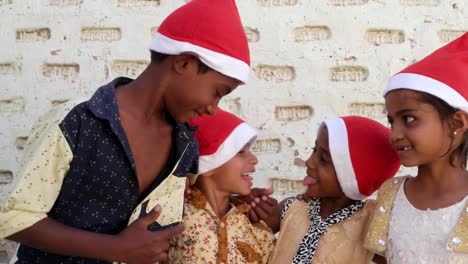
left=305, top=156, right=315, bottom=168
left=250, top=153, right=258, bottom=165
left=390, top=124, right=404, bottom=142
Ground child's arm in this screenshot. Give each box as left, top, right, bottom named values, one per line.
left=8, top=206, right=184, bottom=263
left=264, top=198, right=289, bottom=233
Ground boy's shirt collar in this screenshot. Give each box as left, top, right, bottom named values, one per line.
left=86, top=77, right=199, bottom=178
left=191, top=187, right=250, bottom=218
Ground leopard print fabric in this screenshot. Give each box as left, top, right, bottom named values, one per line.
left=282, top=197, right=364, bottom=264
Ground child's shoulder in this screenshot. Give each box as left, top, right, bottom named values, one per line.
left=377, top=176, right=411, bottom=198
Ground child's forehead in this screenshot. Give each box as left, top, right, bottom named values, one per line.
left=315, top=126, right=330, bottom=148
left=385, top=88, right=423, bottom=100
left=384, top=89, right=430, bottom=109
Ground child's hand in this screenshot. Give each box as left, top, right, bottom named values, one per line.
left=296, top=192, right=313, bottom=203
left=241, top=188, right=278, bottom=223
left=116, top=205, right=184, bottom=264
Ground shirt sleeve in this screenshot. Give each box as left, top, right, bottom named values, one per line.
left=0, top=107, right=73, bottom=240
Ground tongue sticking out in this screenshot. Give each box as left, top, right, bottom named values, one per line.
left=303, top=176, right=318, bottom=185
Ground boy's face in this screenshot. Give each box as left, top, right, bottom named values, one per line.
left=303, top=126, right=346, bottom=199
left=165, top=55, right=241, bottom=123
left=210, top=144, right=258, bottom=196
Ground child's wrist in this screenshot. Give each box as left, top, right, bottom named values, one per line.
left=100, top=235, right=127, bottom=262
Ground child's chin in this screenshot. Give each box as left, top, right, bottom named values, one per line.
left=237, top=189, right=252, bottom=196
left=305, top=191, right=318, bottom=199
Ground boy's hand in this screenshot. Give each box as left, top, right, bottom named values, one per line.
left=116, top=205, right=184, bottom=264
left=240, top=188, right=278, bottom=223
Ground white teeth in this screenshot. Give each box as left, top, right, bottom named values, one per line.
left=403, top=146, right=412, bottom=151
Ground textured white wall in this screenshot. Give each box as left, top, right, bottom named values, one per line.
left=0, top=0, right=467, bottom=260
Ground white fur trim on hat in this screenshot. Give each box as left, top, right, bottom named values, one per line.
left=197, top=122, right=257, bottom=175
left=384, top=73, right=468, bottom=112
left=325, top=118, right=367, bottom=201
left=150, top=33, right=250, bottom=83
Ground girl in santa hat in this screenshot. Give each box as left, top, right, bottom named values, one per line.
left=167, top=107, right=276, bottom=264
left=267, top=116, right=400, bottom=264
left=364, top=33, right=468, bottom=263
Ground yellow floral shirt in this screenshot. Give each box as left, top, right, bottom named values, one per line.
left=167, top=188, right=276, bottom=264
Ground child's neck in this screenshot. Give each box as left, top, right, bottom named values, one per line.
left=416, top=160, right=467, bottom=193
left=319, top=196, right=355, bottom=219
left=115, top=65, right=169, bottom=123
left=194, top=182, right=231, bottom=219
left=405, top=161, right=468, bottom=210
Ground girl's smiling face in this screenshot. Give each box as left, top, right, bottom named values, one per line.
left=385, top=89, right=454, bottom=167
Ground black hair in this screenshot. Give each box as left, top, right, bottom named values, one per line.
left=417, top=92, right=468, bottom=168
left=150, top=50, right=212, bottom=73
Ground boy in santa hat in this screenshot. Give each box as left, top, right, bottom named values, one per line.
left=167, top=107, right=276, bottom=264
left=0, top=1, right=273, bottom=263
left=267, top=116, right=400, bottom=264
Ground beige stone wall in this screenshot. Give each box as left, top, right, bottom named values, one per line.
left=0, top=0, right=467, bottom=260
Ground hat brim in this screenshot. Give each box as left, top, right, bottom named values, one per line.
left=150, top=33, right=250, bottom=84
left=384, top=73, right=468, bottom=112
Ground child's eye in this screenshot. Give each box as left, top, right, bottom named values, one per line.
left=214, top=89, right=222, bottom=99
left=319, top=154, right=327, bottom=163
left=312, top=147, right=317, bottom=153
left=404, top=116, right=415, bottom=124
left=387, top=118, right=393, bottom=128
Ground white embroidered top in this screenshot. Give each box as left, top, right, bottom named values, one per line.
left=387, top=182, right=468, bottom=264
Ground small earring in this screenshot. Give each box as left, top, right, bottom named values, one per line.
left=453, top=131, right=458, bottom=135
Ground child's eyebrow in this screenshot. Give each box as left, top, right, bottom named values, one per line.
left=396, top=109, right=417, bottom=116
left=318, top=145, right=331, bottom=156
left=387, top=108, right=417, bottom=118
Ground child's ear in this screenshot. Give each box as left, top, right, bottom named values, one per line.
left=451, top=110, right=468, bottom=135
left=172, top=53, right=197, bottom=74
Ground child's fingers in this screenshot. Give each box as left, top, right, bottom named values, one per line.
left=251, top=188, right=274, bottom=198
left=248, top=209, right=260, bottom=223
left=137, top=205, right=162, bottom=226
left=261, top=196, right=278, bottom=206
left=159, top=223, right=185, bottom=240
left=255, top=199, right=276, bottom=216
left=251, top=203, right=270, bottom=222
left=296, top=192, right=312, bottom=202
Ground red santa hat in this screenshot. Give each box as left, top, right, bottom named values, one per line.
left=150, top=0, right=250, bottom=83
left=189, top=108, right=257, bottom=176
left=384, top=33, right=468, bottom=112
left=324, top=116, right=401, bottom=200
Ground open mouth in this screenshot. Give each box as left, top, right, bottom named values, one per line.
left=395, top=145, right=413, bottom=152
left=241, top=172, right=254, bottom=183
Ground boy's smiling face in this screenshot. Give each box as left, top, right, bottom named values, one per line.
left=208, top=144, right=258, bottom=196
left=164, top=55, right=240, bottom=123
left=303, top=126, right=346, bottom=199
